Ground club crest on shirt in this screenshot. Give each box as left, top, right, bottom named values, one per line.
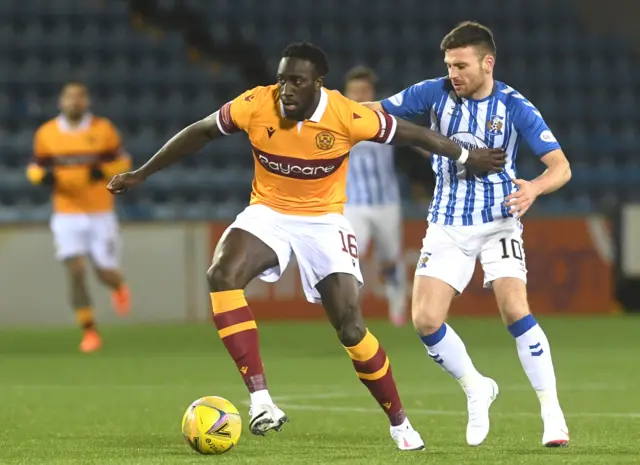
left=486, top=114, right=504, bottom=136
left=316, top=131, right=335, bottom=150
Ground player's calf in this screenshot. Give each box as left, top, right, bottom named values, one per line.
left=209, top=287, right=267, bottom=393
left=493, top=278, right=568, bottom=445
left=95, top=268, right=130, bottom=316
left=65, top=256, right=91, bottom=309
left=413, top=276, right=498, bottom=445
left=380, top=262, right=407, bottom=327
left=64, top=257, right=100, bottom=350
left=342, top=326, right=425, bottom=450
left=317, top=274, right=423, bottom=449
left=207, top=230, right=283, bottom=433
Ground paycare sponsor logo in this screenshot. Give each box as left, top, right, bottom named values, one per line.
left=254, top=147, right=347, bottom=180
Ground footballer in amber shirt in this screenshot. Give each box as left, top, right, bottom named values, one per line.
left=31, top=113, right=128, bottom=214
left=26, top=81, right=132, bottom=353
left=216, top=84, right=396, bottom=216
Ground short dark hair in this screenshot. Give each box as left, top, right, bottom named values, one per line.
left=282, top=42, right=329, bottom=76
left=440, top=21, right=496, bottom=56
left=61, top=80, right=88, bottom=93
left=345, top=65, right=377, bottom=85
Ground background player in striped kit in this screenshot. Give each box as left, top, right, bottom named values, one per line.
left=365, top=22, right=572, bottom=447
left=343, top=66, right=407, bottom=327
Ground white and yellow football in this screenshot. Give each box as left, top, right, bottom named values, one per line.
left=181, top=396, right=242, bottom=455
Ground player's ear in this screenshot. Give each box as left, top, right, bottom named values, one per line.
left=316, top=76, right=324, bottom=90
left=483, top=55, right=495, bottom=74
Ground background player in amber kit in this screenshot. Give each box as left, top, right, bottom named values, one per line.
left=26, top=81, right=132, bottom=352
left=108, top=42, right=505, bottom=451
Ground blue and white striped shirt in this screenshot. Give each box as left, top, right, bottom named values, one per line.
left=346, top=141, right=400, bottom=206
left=381, top=78, right=561, bottom=226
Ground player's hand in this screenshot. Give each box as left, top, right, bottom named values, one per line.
left=466, top=148, right=506, bottom=172
left=505, top=178, right=541, bottom=217
left=107, top=170, right=146, bottom=194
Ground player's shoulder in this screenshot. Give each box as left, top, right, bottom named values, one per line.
left=35, top=118, right=59, bottom=136
left=325, top=88, right=369, bottom=122
left=326, top=87, right=353, bottom=109
left=90, top=115, right=118, bottom=131
left=236, top=84, right=278, bottom=104
left=385, top=76, right=449, bottom=108
left=327, top=88, right=385, bottom=119
left=418, top=76, right=449, bottom=90
left=495, top=81, right=539, bottom=113
left=407, top=76, right=449, bottom=96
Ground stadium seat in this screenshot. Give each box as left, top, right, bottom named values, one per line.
left=0, top=0, right=638, bottom=219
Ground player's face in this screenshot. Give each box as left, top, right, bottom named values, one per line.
left=59, top=84, right=90, bottom=121
left=344, top=79, right=374, bottom=103
left=277, top=57, right=323, bottom=120
left=444, top=46, right=491, bottom=98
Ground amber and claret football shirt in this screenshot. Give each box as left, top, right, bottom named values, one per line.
left=216, top=85, right=397, bottom=216
left=30, top=114, right=131, bottom=214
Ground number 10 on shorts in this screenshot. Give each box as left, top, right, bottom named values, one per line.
left=500, top=237, right=523, bottom=260
left=339, top=231, right=358, bottom=258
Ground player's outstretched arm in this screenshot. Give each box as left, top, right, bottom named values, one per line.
left=107, top=113, right=222, bottom=194
left=391, top=117, right=507, bottom=172
left=410, top=146, right=431, bottom=159
left=361, top=101, right=384, bottom=112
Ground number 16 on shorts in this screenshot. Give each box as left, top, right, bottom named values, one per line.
left=339, top=230, right=359, bottom=258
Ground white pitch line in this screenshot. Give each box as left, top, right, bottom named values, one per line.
left=262, top=383, right=638, bottom=402
left=275, top=403, right=640, bottom=419
left=4, top=384, right=638, bottom=419
left=0, top=382, right=633, bottom=392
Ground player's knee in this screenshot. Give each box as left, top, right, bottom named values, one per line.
left=207, top=263, right=241, bottom=292
left=493, top=278, right=530, bottom=325
left=333, top=306, right=366, bottom=346
left=338, top=321, right=366, bottom=347
left=95, top=268, right=122, bottom=287
left=65, top=257, right=86, bottom=282
left=411, top=308, right=444, bottom=336
left=499, top=298, right=530, bottom=326
left=379, top=263, right=398, bottom=283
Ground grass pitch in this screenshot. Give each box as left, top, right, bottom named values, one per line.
left=0, top=316, right=639, bottom=464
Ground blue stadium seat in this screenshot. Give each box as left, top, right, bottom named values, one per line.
left=1, top=0, right=637, bottom=219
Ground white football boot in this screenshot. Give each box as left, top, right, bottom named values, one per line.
left=248, top=404, right=288, bottom=436
left=465, top=377, right=499, bottom=446
left=390, top=418, right=425, bottom=451
left=542, top=409, right=569, bottom=447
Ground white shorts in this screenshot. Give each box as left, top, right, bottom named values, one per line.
left=50, top=212, right=121, bottom=269
left=227, top=204, right=363, bottom=304
left=416, top=218, right=527, bottom=293
left=344, top=203, right=402, bottom=263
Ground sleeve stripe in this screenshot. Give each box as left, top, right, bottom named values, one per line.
left=374, top=111, right=386, bottom=140
left=384, top=114, right=397, bottom=144
left=215, top=110, right=229, bottom=136
left=371, top=111, right=396, bottom=144
left=216, top=102, right=239, bottom=135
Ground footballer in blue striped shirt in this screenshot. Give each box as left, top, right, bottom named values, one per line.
left=365, top=21, right=571, bottom=448
left=344, top=66, right=408, bottom=327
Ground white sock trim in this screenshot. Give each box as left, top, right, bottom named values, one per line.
left=250, top=389, right=273, bottom=406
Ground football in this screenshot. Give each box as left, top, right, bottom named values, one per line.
left=181, top=396, right=242, bottom=455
